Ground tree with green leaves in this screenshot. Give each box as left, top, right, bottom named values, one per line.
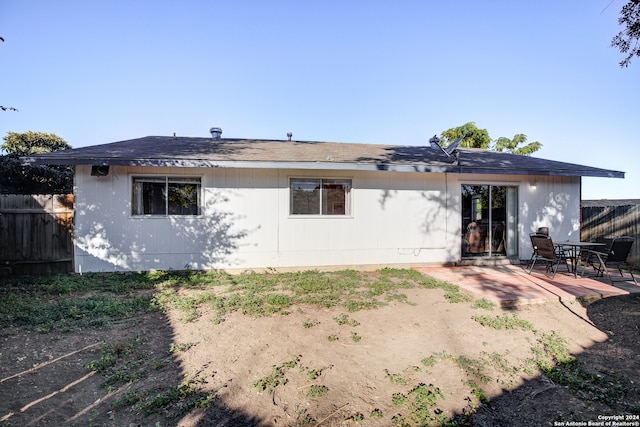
left=440, top=122, right=542, bottom=156
left=611, top=0, right=640, bottom=67
left=440, top=122, right=491, bottom=149
left=0, top=131, right=73, bottom=194
left=493, top=134, right=542, bottom=156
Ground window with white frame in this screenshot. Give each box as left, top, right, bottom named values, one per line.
left=132, top=176, right=201, bottom=216
left=290, top=178, right=351, bottom=215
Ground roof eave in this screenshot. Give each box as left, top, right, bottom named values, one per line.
left=458, top=166, right=624, bottom=179
left=21, top=156, right=624, bottom=178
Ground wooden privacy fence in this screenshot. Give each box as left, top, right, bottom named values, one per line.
left=581, top=200, right=640, bottom=268
left=0, top=194, right=74, bottom=276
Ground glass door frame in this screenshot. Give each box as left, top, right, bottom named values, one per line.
left=461, top=183, right=518, bottom=259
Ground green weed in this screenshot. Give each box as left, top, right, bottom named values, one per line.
left=301, top=318, right=320, bottom=328
left=391, top=383, right=447, bottom=426
left=526, top=331, right=574, bottom=372
left=112, top=375, right=216, bottom=417
left=350, top=412, right=364, bottom=423
left=472, top=298, right=496, bottom=310
left=421, top=355, right=438, bottom=367
left=306, top=385, right=329, bottom=398
left=305, top=366, right=330, bottom=381
left=384, top=369, right=410, bottom=385
left=334, top=313, right=360, bottom=327
left=440, top=283, right=473, bottom=303
left=391, top=392, right=408, bottom=406
left=251, top=355, right=301, bottom=394
left=545, top=359, right=640, bottom=408
left=169, top=342, right=194, bottom=353
left=369, top=408, right=383, bottom=419
left=86, top=335, right=151, bottom=387
left=472, top=313, right=534, bottom=331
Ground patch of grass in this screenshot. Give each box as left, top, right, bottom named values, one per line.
left=385, top=292, right=411, bottom=304
left=326, top=334, right=339, bottom=342
left=384, top=369, right=410, bottom=385
left=1, top=291, right=156, bottom=333
left=264, top=293, right=292, bottom=313
left=1, top=268, right=464, bottom=335
left=344, top=299, right=382, bottom=312
left=439, top=282, right=473, bottom=303
left=87, top=337, right=139, bottom=372
left=155, top=268, right=432, bottom=324
left=369, top=408, right=383, bottom=419
left=305, top=366, right=330, bottom=381
left=545, top=359, right=640, bottom=408
left=251, top=355, right=301, bottom=394
left=449, top=354, right=492, bottom=385
left=384, top=366, right=422, bottom=386
left=472, top=313, right=534, bottom=331
left=334, top=313, right=360, bottom=327
left=301, top=318, right=320, bottom=328
left=2, top=272, right=159, bottom=296
left=350, top=332, right=362, bottom=342
left=391, top=383, right=447, bottom=426
left=467, top=380, right=490, bottom=406
left=306, top=384, right=329, bottom=398
left=421, top=355, right=438, bottom=367
left=350, top=412, right=364, bottom=423
left=391, top=392, right=408, bottom=406
left=112, top=375, right=216, bottom=417
left=169, top=342, right=194, bottom=353
left=420, top=351, right=500, bottom=411
left=526, top=331, right=574, bottom=372
left=483, top=351, right=519, bottom=379
left=86, top=335, right=151, bottom=387
left=472, top=298, right=496, bottom=310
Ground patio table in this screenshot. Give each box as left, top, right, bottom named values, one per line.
left=554, top=241, right=607, bottom=278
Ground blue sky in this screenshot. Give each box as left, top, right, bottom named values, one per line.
left=1, top=1, right=638, bottom=199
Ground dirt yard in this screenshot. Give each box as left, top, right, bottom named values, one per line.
left=1, top=277, right=639, bottom=426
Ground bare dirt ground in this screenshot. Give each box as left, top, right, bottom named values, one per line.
left=1, top=285, right=639, bottom=426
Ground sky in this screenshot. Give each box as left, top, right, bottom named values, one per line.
left=1, top=0, right=638, bottom=199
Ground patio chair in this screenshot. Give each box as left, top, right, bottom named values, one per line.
left=527, top=232, right=564, bottom=269
left=579, top=236, right=637, bottom=285
left=528, top=234, right=570, bottom=278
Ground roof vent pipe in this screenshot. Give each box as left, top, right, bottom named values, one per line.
left=210, top=127, right=222, bottom=140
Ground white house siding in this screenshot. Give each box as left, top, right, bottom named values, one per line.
left=72, top=165, right=581, bottom=272
left=517, top=174, right=582, bottom=260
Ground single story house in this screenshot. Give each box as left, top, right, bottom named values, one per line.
left=24, top=131, right=624, bottom=273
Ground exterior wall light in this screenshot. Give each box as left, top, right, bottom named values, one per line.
left=530, top=181, right=537, bottom=190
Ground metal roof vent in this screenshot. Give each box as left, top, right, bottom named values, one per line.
left=210, top=127, right=222, bottom=140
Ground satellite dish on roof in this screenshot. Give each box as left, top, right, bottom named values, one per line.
left=429, top=135, right=449, bottom=156
left=444, top=135, right=464, bottom=156
left=430, top=134, right=464, bottom=158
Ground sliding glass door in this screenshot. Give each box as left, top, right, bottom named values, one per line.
left=461, top=184, right=518, bottom=258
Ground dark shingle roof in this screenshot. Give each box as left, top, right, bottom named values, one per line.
left=582, top=199, right=640, bottom=207
left=22, top=136, right=624, bottom=178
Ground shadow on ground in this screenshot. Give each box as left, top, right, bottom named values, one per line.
left=471, top=294, right=640, bottom=427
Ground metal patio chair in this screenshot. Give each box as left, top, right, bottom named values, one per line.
left=579, top=236, right=637, bottom=285
left=528, top=234, right=570, bottom=278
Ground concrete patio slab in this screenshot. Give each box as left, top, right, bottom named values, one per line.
left=413, top=264, right=639, bottom=306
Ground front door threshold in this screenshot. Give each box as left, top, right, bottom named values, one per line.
left=458, top=256, right=517, bottom=266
